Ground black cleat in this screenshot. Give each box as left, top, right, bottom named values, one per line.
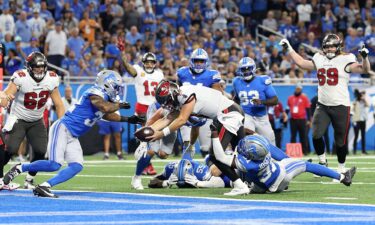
left=3, top=163, right=21, bottom=185
left=33, top=185, right=58, bottom=198
left=341, top=166, right=356, bottom=186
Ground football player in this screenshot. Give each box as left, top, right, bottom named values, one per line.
left=211, top=126, right=357, bottom=193
left=280, top=34, right=371, bottom=173
left=0, top=52, right=65, bottom=190
left=232, top=57, right=278, bottom=144
left=131, top=101, right=207, bottom=190
left=3, top=70, right=143, bottom=198
left=176, top=48, right=223, bottom=157
left=119, top=38, right=164, bottom=175
left=146, top=80, right=250, bottom=196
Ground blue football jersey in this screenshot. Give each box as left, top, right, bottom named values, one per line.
left=191, top=160, right=211, bottom=181
left=233, top=75, right=277, bottom=116
left=235, top=153, right=281, bottom=190
left=177, top=66, right=221, bottom=87
left=61, top=86, right=107, bottom=137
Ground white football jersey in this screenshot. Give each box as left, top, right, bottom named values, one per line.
left=312, top=52, right=356, bottom=106
left=178, top=85, right=234, bottom=119
left=9, top=69, right=60, bottom=122
left=134, top=65, right=164, bottom=106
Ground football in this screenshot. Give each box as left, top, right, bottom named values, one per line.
left=134, top=126, right=155, bottom=142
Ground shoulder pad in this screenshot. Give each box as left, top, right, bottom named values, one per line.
left=262, top=76, right=272, bottom=85
left=88, top=87, right=106, bottom=99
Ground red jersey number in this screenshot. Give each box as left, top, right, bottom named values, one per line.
left=24, top=91, right=50, bottom=110
left=317, top=68, right=338, bottom=86
left=143, top=80, right=159, bottom=96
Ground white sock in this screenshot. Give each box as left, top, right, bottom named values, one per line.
left=25, top=174, right=34, bottom=181
left=17, top=164, right=23, bottom=173
left=339, top=174, right=345, bottom=181
left=40, top=182, right=51, bottom=188
left=318, top=154, right=326, bottom=164
left=104, top=153, right=109, bottom=156
left=233, top=179, right=246, bottom=188
left=338, top=163, right=346, bottom=172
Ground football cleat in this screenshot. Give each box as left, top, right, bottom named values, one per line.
left=3, top=163, right=22, bottom=185
left=33, top=185, right=58, bottom=198
left=117, top=153, right=124, bottom=160
left=103, top=154, right=110, bottom=160
left=340, top=166, right=356, bottom=186
left=224, top=186, right=250, bottom=196
left=142, top=164, right=157, bottom=175
left=131, top=176, right=144, bottom=190
left=24, top=179, right=35, bottom=189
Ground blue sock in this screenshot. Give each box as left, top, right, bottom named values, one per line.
left=269, top=144, right=289, bottom=161
left=135, top=154, right=152, bottom=176
left=47, top=163, right=83, bottom=187
left=22, top=160, right=61, bottom=173
left=306, top=162, right=340, bottom=180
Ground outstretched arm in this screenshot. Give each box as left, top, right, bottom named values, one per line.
left=117, top=37, right=137, bottom=77
left=90, top=95, right=130, bottom=114
left=349, top=45, right=371, bottom=74
left=280, top=39, right=315, bottom=70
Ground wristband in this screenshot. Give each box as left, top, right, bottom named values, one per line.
left=162, top=127, right=171, bottom=136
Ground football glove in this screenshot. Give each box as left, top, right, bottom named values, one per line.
left=358, top=44, right=369, bottom=58
left=162, top=173, right=178, bottom=187
left=184, top=174, right=199, bottom=188
left=279, top=39, right=294, bottom=52
left=127, top=115, right=146, bottom=124
left=119, top=102, right=131, bottom=109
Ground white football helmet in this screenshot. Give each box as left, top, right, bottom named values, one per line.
left=189, top=48, right=209, bottom=74
left=95, top=70, right=124, bottom=102
left=237, top=57, right=256, bottom=81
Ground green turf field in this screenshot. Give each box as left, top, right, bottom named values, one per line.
left=6, top=154, right=375, bottom=205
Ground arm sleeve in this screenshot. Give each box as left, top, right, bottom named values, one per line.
left=196, top=176, right=225, bottom=188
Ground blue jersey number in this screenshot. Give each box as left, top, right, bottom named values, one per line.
left=238, top=90, right=260, bottom=105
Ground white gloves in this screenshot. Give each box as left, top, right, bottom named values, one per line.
left=358, top=44, right=369, bottom=58
left=184, top=174, right=199, bottom=187
left=279, top=39, right=294, bottom=52
left=162, top=173, right=178, bottom=187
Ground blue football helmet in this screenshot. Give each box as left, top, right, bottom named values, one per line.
left=95, top=70, right=124, bottom=102
left=174, top=159, right=194, bottom=187
left=163, top=162, right=177, bottom=179
left=189, top=48, right=209, bottom=74
left=237, top=135, right=270, bottom=161
left=237, top=57, right=256, bottom=81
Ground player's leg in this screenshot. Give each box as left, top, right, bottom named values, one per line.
left=359, top=121, right=367, bottom=154
left=311, top=104, right=331, bottom=165
left=211, top=121, right=249, bottom=196
left=111, top=122, right=124, bottom=159
left=297, top=119, right=309, bottom=155
left=25, top=119, right=48, bottom=189
left=98, top=120, right=111, bottom=159
left=352, top=122, right=359, bottom=154
left=290, top=119, right=298, bottom=143
left=132, top=142, right=156, bottom=190
left=330, top=105, right=350, bottom=172
left=244, top=114, right=256, bottom=134
left=1, top=120, right=27, bottom=189
left=254, top=115, right=276, bottom=145
left=197, top=120, right=212, bottom=157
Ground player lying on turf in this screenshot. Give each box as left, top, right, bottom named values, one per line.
left=210, top=124, right=356, bottom=193
left=131, top=101, right=208, bottom=190
left=148, top=147, right=232, bottom=189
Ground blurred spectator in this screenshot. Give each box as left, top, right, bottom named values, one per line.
left=321, top=4, right=337, bottom=34
left=335, top=0, right=349, bottom=36
left=28, top=7, right=46, bottom=39
left=61, top=85, right=77, bottom=111
left=126, top=26, right=143, bottom=45
left=122, top=1, right=141, bottom=30
left=279, top=16, right=298, bottom=42
left=262, top=10, right=277, bottom=31
left=190, top=3, right=203, bottom=29
left=344, top=27, right=362, bottom=54
left=5, top=49, right=23, bottom=75
left=296, top=0, right=312, bottom=28
left=98, top=116, right=124, bottom=160
left=177, top=5, right=191, bottom=33
left=40, top=1, right=53, bottom=22
left=67, top=28, right=85, bottom=60
left=269, top=63, right=282, bottom=79
left=61, top=50, right=80, bottom=76
left=163, top=0, right=178, bottom=29
left=213, top=0, right=229, bottom=31
left=287, top=84, right=311, bottom=155
left=141, top=4, right=156, bottom=33
left=351, top=89, right=369, bottom=155
left=238, top=0, right=252, bottom=26
left=348, top=2, right=360, bottom=27
left=364, top=20, right=375, bottom=66
left=71, top=0, right=85, bottom=21
left=44, top=21, right=67, bottom=68
left=268, top=102, right=288, bottom=148
left=15, top=11, right=32, bottom=47
left=0, top=5, right=15, bottom=36
left=62, top=9, right=79, bottom=34
left=104, top=34, right=121, bottom=69
left=352, top=13, right=367, bottom=31
left=21, top=37, right=40, bottom=58
left=79, top=11, right=101, bottom=44
left=2, top=33, right=15, bottom=55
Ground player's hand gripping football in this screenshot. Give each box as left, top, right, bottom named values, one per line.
left=358, top=44, right=369, bottom=58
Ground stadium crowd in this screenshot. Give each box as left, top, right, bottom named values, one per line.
left=0, top=0, right=374, bottom=82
